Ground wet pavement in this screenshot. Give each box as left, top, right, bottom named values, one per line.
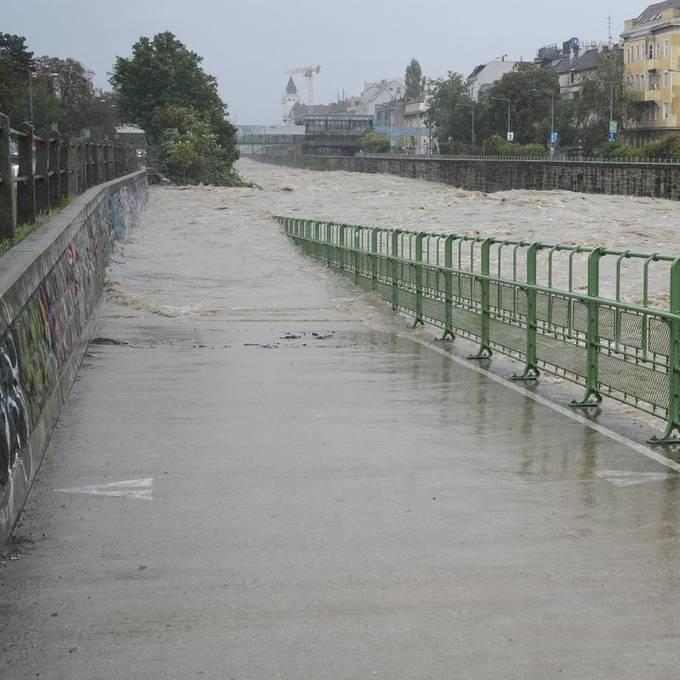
left=2, top=183, right=680, bottom=679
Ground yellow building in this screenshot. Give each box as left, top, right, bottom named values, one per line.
left=623, top=1, right=680, bottom=144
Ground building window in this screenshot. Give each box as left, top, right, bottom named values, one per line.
left=665, top=39, right=670, bottom=57
left=664, top=71, right=670, bottom=88
left=648, top=43, right=654, bottom=59
left=664, top=101, right=669, bottom=119
left=655, top=42, right=660, bottom=58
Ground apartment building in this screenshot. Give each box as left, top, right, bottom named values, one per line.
left=622, top=0, right=680, bottom=143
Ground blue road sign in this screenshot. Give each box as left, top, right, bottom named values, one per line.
left=608, top=132, right=618, bottom=142
left=550, top=132, right=558, bottom=144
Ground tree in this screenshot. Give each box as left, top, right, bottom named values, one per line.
left=31, top=56, right=109, bottom=135
left=570, top=48, right=636, bottom=151
left=153, top=105, right=241, bottom=185
left=110, top=31, right=237, bottom=163
left=0, top=33, right=33, bottom=121
left=405, top=58, right=426, bottom=101
left=359, top=128, right=390, bottom=152
left=425, top=72, right=473, bottom=143
left=478, top=63, right=561, bottom=145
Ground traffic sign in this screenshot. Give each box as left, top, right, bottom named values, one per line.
left=608, top=131, right=618, bottom=142
left=550, top=132, right=558, bottom=144
left=507, top=131, right=514, bottom=142
left=609, top=120, right=619, bottom=134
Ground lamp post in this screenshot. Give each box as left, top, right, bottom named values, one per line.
left=490, top=96, right=511, bottom=141
left=471, top=101, right=476, bottom=145
left=532, top=88, right=556, bottom=155
left=28, top=71, right=37, bottom=125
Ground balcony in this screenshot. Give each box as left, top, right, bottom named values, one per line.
left=645, top=58, right=666, bottom=71
left=631, top=88, right=663, bottom=102
left=405, top=101, right=426, bottom=116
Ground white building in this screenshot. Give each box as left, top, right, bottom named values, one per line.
left=360, top=78, right=405, bottom=116
left=282, top=77, right=302, bottom=124
left=467, top=59, right=520, bottom=102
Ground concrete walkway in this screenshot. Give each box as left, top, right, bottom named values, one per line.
left=1, top=186, right=680, bottom=679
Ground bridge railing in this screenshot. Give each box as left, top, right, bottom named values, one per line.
left=0, top=112, right=138, bottom=242
left=276, top=215, right=680, bottom=444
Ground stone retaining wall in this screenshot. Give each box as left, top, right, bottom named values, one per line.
left=251, top=154, right=680, bottom=200
left=0, top=170, right=148, bottom=544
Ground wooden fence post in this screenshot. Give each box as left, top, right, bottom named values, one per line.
left=34, top=130, right=49, bottom=214
left=59, top=133, right=70, bottom=201
left=16, top=123, right=36, bottom=226
left=48, top=130, right=60, bottom=207
left=0, top=113, right=14, bottom=240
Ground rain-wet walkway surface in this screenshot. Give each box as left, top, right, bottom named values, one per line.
left=2, top=168, right=680, bottom=679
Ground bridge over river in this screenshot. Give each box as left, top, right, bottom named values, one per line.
left=2, top=160, right=680, bottom=679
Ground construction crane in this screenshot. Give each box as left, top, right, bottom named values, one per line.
left=286, top=65, right=321, bottom=106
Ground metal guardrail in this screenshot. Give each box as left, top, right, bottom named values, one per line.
left=276, top=215, right=680, bottom=444
left=0, top=112, right=138, bottom=242
left=359, top=152, right=680, bottom=165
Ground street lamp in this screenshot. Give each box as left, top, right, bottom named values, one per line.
left=28, top=71, right=37, bottom=125
left=532, top=88, right=557, bottom=155
left=490, top=96, right=511, bottom=141
left=470, top=100, right=477, bottom=145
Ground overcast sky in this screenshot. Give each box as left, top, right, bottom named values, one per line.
left=6, top=0, right=648, bottom=125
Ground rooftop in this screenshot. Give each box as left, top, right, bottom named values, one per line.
left=632, top=0, right=680, bottom=26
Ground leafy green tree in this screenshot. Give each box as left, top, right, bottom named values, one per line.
left=0, top=33, right=33, bottom=121
left=478, top=63, right=560, bottom=145
left=425, top=72, right=473, bottom=143
left=359, top=128, right=390, bottom=152
left=31, top=56, right=108, bottom=135
left=28, top=78, right=63, bottom=130
left=404, top=58, right=426, bottom=101
left=110, top=31, right=237, bottom=162
left=570, top=48, right=637, bottom=151
left=153, top=105, right=241, bottom=185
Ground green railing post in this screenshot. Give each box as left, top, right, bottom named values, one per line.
left=439, top=235, right=455, bottom=341
left=651, top=257, right=680, bottom=443
left=339, top=224, right=347, bottom=275
left=371, top=228, right=379, bottom=290
left=354, top=228, right=361, bottom=285
left=391, top=229, right=401, bottom=311
left=513, top=242, right=540, bottom=380
left=314, top=220, right=321, bottom=259
left=571, top=247, right=604, bottom=407
left=412, top=232, right=425, bottom=326
left=468, top=238, right=493, bottom=359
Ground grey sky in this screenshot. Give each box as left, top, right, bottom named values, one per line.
left=6, top=0, right=647, bottom=125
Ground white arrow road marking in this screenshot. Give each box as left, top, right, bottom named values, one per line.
left=55, top=478, right=154, bottom=500
left=595, top=470, right=676, bottom=488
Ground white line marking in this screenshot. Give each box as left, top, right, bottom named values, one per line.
left=399, top=334, right=680, bottom=475
left=55, top=478, right=154, bottom=500
left=595, top=470, right=676, bottom=487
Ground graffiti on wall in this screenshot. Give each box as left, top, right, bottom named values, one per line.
left=0, top=180, right=147, bottom=487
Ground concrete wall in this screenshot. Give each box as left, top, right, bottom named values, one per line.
left=250, top=154, right=680, bottom=200
left=0, top=170, right=147, bottom=544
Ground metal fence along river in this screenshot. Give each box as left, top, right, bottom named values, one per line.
left=276, top=215, right=680, bottom=444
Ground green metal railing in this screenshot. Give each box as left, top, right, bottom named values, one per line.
left=276, top=215, right=680, bottom=444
